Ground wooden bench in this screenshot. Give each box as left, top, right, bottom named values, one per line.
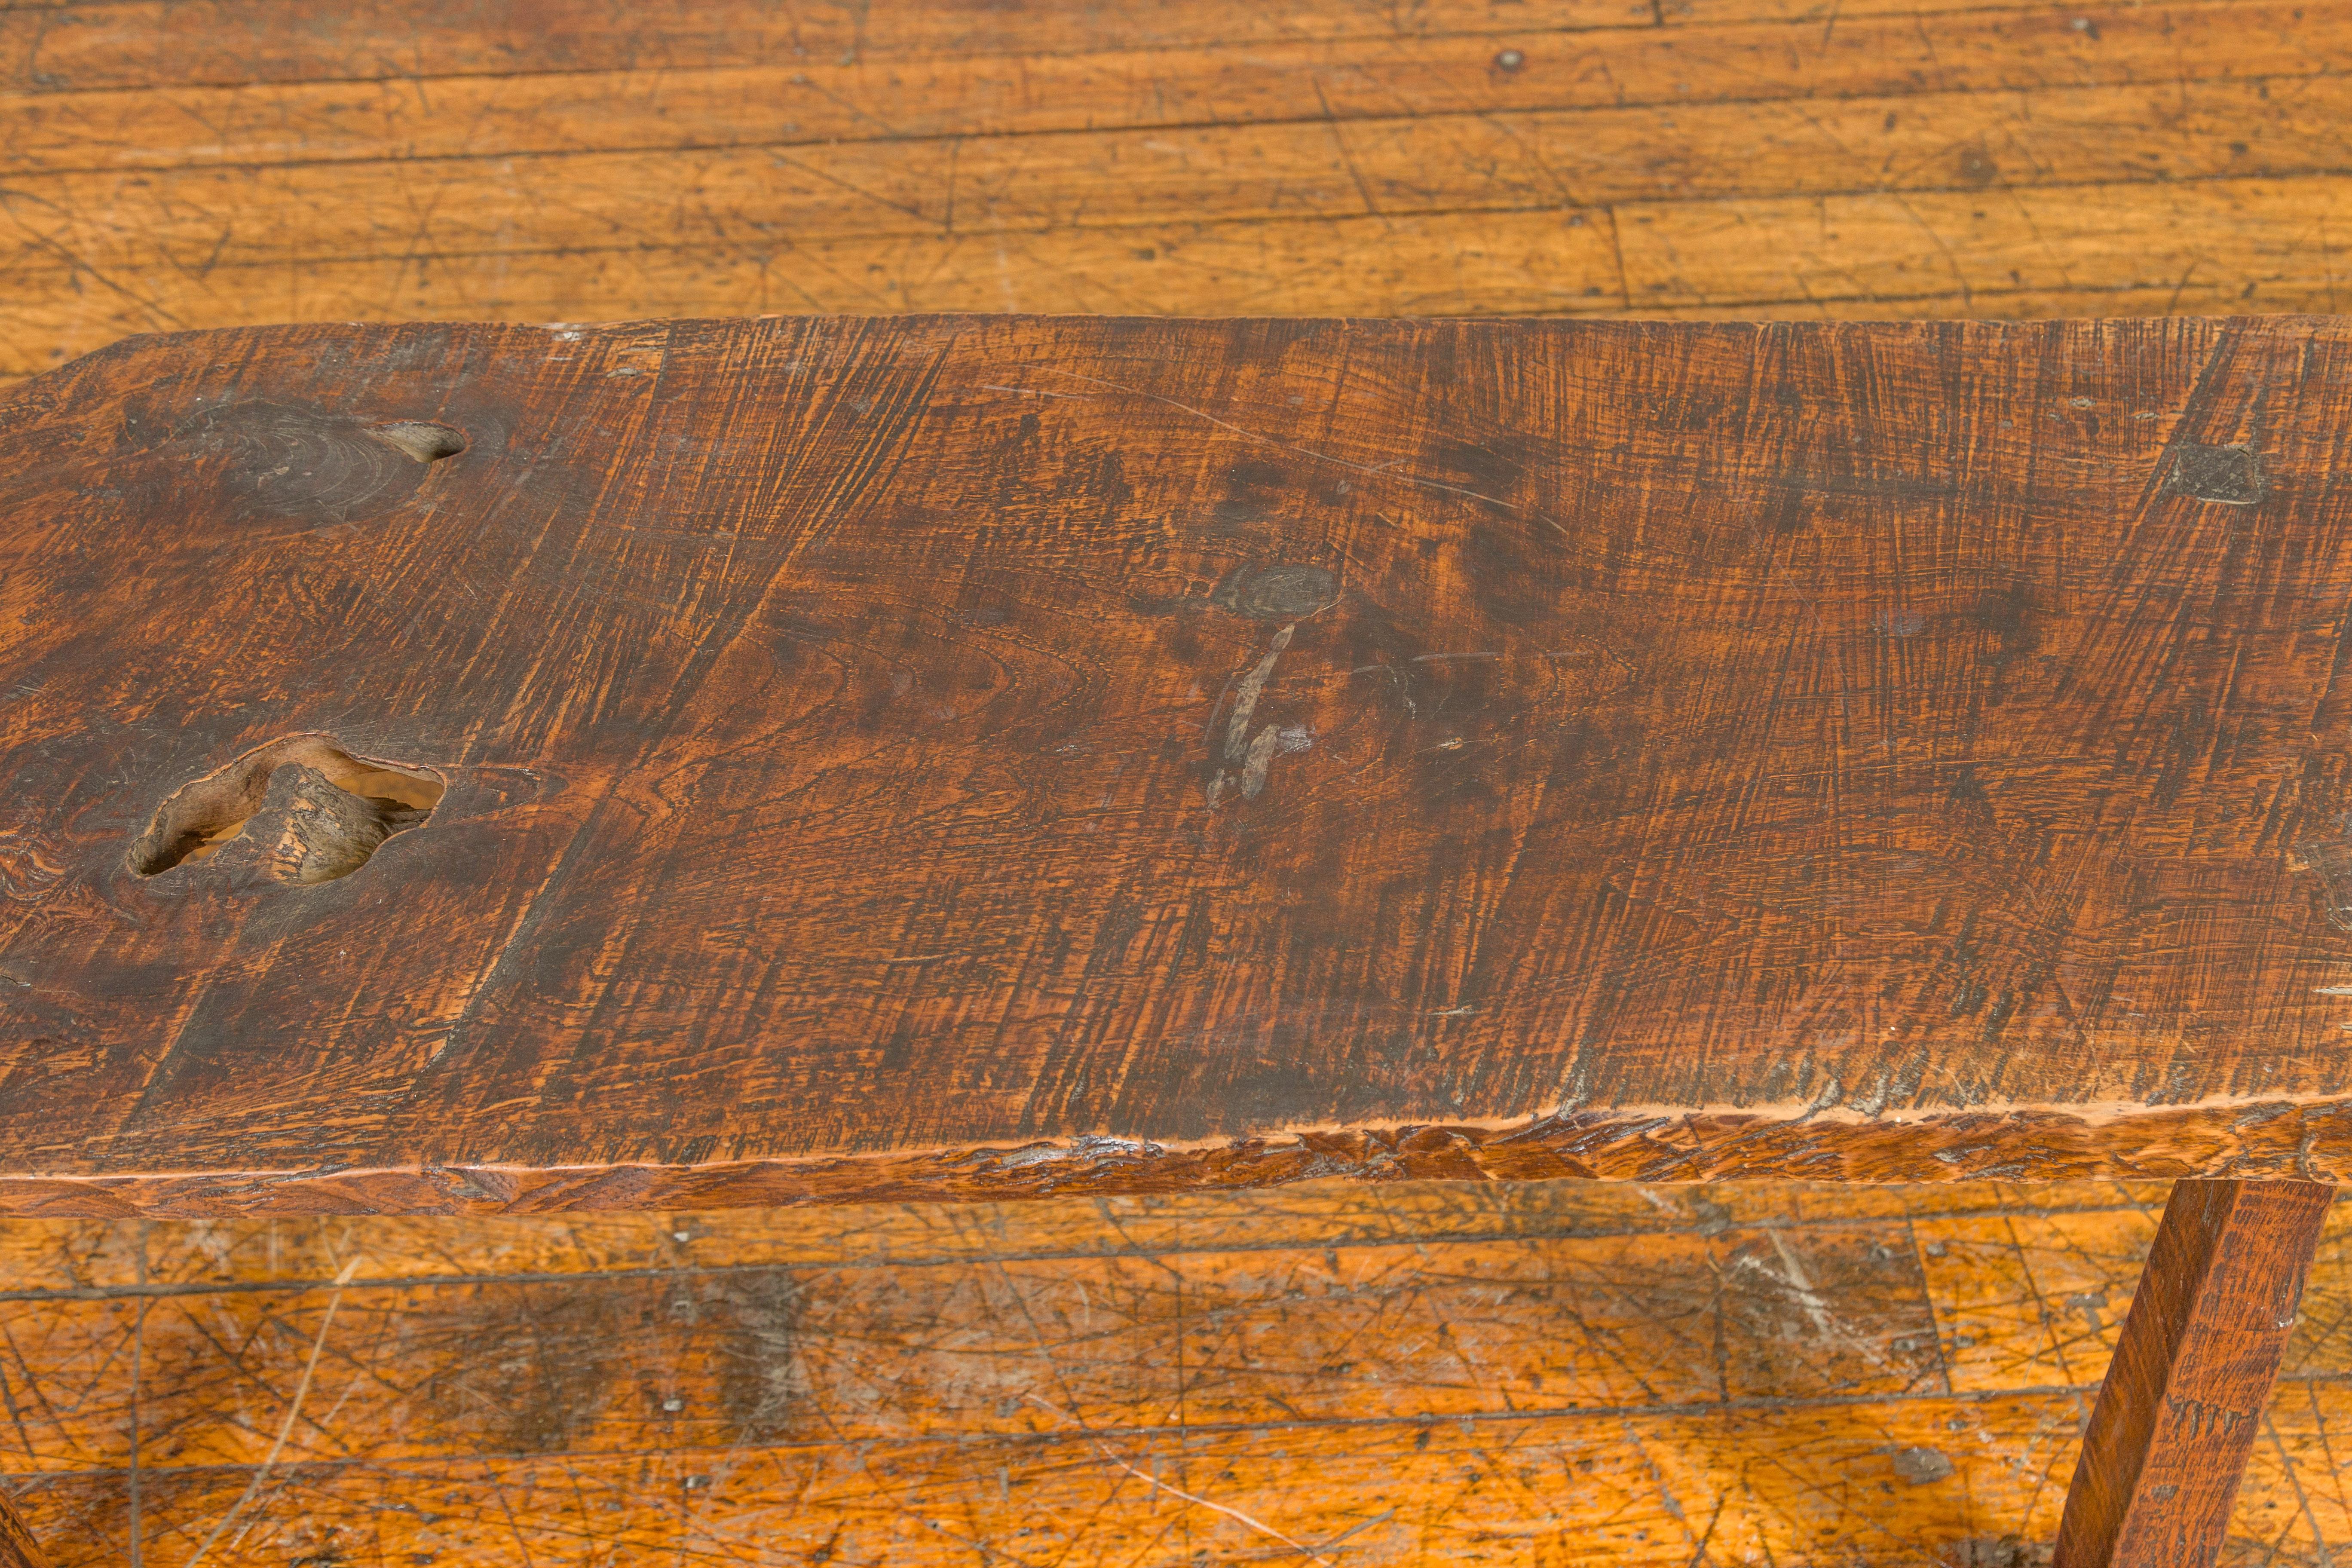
left=4, top=314, right=2348, bottom=1566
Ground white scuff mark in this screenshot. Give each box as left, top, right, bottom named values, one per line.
left=1023, top=1393, right=1341, bottom=1566
left=1748, top=1229, right=1894, bottom=1371
left=1237, top=723, right=1283, bottom=800
left=977, top=383, right=1091, bottom=400
left=1208, top=624, right=1311, bottom=808
left=1764, top=1229, right=1840, bottom=1342
left=982, top=1136, right=1160, bottom=1170
left=180, top=1256, right=366, bottom=1568
left=991, top=1143, right=1081, bottom=1169
left=1224, top=628, right=1293, bottom=758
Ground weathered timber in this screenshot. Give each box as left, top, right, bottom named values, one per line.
left=2054, top=1178, right=2335, bottom=1568
left=7, top=315, right=2352, bottom=1212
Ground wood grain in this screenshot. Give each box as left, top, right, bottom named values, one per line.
left=0, top=0, right=1646, bottom=93
left=2, top=0, right=2348, bottom=382
left=14, top=3, right=2352, bottom=1561
left=10, top=314, right=2352, bottom=1207
left=13, top=79, right=2343, bottom=282
left=0, top=1493, right=48, bottom=1568
left=8, top=1179, right=2352, bottom=1566
left=2, top=4, right=2324, bottom=175
left=2055, top=1179, right=2336, bottom=1568
left=0, top=0, right=2109, bottom=97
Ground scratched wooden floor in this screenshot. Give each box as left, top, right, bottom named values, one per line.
left=12, top=1182, right=2352, bottom=1567
left=5, top=0, right=2352, bottom=386
left=10, top=0, right=2352, bottom=1562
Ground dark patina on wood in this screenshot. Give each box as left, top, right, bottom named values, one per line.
left=6, top=315, right=2352, bottom=1213
left=2053, top=1178, right=2334, bottom=1568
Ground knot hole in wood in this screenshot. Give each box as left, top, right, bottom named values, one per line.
left=176, top=403, right=469, bottom=527
left=368, top=420, right=469, bottom=463
left=128, top=735, right=445, bottom=886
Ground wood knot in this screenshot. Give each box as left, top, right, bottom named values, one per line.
left=177, top=401, right=468, bottom=525
left=129, top=735, right=444, bottom=887
left=1208, top=562, right=1339, bottom=620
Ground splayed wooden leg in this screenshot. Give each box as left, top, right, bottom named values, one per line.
left=0, top=1488, right=50, bottom=1568
left=2052, top=1178, right=2334, bottom=1568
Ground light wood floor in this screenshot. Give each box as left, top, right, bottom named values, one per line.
left=3, top=0, right=2349, bottom=385
left=14, top=1182, right=2352, bottom=1565
left=6, top=0, right=2352, bottom=1562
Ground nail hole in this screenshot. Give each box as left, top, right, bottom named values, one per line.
left=130, top=734, right=445, bottom=885
left=368, top=421, right=468, bottom=463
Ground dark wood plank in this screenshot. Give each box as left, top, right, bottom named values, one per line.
left=9, top=314, right=2352, bottom=1212
left=2053, top=1178, right=2335, bottom=1568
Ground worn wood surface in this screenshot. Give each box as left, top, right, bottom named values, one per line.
left=2054, top=1179, right=2335, bottom=1567
left=9, top=4, right=2352, bottom=1562
left=9, top=1179, right=2352, bottom=1566
left=10, top=312, right=2352, bottom=1207
left=3, top=0, right=2352, bottom=384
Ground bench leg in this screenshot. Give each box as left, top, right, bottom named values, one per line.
left=2052, top=1178, right=2334, bottom=1568
left=0, top=1488, right=48, bottom=1568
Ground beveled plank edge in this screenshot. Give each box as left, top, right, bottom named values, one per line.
left=2, top=1100, right=2342, bottom=1216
